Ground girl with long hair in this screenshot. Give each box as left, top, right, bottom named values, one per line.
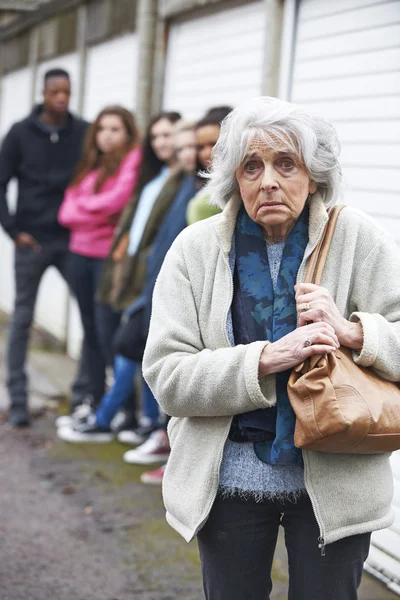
left=58, top=105, right=141, bottom=409
left=57, top=110, right=182, bottom=441
left=186, top=105, right=232, bottom=224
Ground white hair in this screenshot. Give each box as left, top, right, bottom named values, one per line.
left=205, top=96, right=342, bottom=208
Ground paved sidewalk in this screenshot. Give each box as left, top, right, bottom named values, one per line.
left=0, top=316, right=397, bottom=599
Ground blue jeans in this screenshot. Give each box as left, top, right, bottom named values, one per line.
left=95, top=355, right=160, bottom=428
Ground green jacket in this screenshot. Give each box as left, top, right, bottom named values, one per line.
left=186, top=188, right=221, bottom=225
left=97, top=168, right=186, bottom=311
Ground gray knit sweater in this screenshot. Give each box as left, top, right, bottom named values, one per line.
left=219, top=241, right=306, bottom=499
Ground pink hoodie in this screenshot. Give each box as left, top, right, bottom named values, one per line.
left=58, top=147, right=142, bottom=258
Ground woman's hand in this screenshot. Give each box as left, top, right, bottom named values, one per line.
left=259, top=321, right=339, bottom=377
left=112, top=232, right=129, bottom=262
left=295, top=283, right=363, bottom=351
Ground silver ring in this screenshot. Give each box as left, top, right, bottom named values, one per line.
left=302, top=303, right=310, bottom=312
left=304, top=337, right=313, bottom=347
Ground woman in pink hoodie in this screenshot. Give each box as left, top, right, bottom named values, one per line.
left=59, top=105, right=141, bottom=406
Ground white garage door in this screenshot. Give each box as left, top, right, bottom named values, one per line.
left=291, top=0, right=400, bottom=593
left=163, top=1, right=266, bottom=119
left=83, top=33, right=138, bottom=121
left=291, top=0, right=400, bottom=243
left=0, top=67, right=32, bottom=315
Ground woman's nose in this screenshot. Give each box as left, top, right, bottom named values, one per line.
left=260, top=164, right=279, bottom=191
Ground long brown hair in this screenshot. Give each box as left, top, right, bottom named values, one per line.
left=134, top=110, right=181, bottom=196
left=71, top=105, right=140, bottom=192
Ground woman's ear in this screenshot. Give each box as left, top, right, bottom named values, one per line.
left=309, top=180, right=317, bottom=194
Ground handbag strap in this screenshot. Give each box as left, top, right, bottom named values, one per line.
left=304, top=204, right=346, bottom=285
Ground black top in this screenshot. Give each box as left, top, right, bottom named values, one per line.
left=0, top=105, right=89, bottom=243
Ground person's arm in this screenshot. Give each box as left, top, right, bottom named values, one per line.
left=58, top=186, right=111, bottom=228
left=0, top=125, right=20, bottom=239
left=76, top=148, right=142, bottom=217
left=143, top=236, right=277, bottom=419
left=349, top=234, right=400, bottom=382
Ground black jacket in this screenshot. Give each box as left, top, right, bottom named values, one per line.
left=0, top=105, right=89, bottom=242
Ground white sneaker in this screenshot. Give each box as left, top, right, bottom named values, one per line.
left=55, top=402, right=93, bottom=429
left=123, top=430, right=170, bottom=465
left=117, top=423, right=157, bottom=446
left=57, top=416, right=115, bottom=443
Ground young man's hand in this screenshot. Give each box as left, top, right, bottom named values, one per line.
left=15, top=232, right=41, bottom=252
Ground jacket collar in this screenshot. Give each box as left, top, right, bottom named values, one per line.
left=213, top=192, right=330, bottom=257
left=29, top=104, right=74, bottom=134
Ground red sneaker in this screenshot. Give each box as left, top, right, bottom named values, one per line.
left=123, top=429, right=170, bottom=465
left=140, top=463, right=167, bottom=485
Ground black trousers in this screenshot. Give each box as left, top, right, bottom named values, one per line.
left=7, top=242, right=90, bottom=408
left=67, top=252, right=121, bottom=403
left=197, top=493, right=371, bottom=600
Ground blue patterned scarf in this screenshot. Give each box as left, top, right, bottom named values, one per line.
left=231, top=205, right=309, bottom=466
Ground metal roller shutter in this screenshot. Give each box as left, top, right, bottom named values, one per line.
left=291, top=0, right=400, bottom=593
left=0, top=67, right=32, bottom=316
left=83, top=33, right=138, bottom=121
left=163, top=1, right=266, bottom=118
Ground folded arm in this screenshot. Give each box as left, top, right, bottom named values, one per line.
left=77, top=149, right=141, bottom=216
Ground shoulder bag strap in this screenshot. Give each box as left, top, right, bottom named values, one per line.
left=304, top=204, right=346, bottom=285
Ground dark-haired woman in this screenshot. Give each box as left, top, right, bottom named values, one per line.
left=58, top=105, right=141, bottom=408
left=57, top=111, right=182, bottom=441
left=186, top=106, right=232, bottom=225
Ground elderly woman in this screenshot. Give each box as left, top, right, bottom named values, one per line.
left=143, top=97, right=400, bottom=599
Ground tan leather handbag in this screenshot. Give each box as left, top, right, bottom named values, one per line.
left=287, top=205, right=400, bottom=454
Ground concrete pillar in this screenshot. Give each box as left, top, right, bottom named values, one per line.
left=76, top=3, right=88, bottom=116
left=29, top=26, right=39, bottom=105
left=262, top=0, right=284, bottom=97
left=135, top=0, right=158, bottom=132
left=278, top=0, right=298, bottom=100
left=150, top=15, right=168, bottom=115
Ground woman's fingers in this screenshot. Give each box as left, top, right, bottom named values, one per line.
left=298, top=308, right=330, bottom=326
left=300, top=322, right=339, bottom=346
left=294, top=283, right=320, bottom=298
left=308, top=332, right=339, bottom=348
left=303, top=344, right=337, bottom=356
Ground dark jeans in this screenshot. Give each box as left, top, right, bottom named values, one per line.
left=7, top=242, right=90, bottom=409
left=197, top=493, right=371, bottom=600
left=68, top=252, right=121, bottom=403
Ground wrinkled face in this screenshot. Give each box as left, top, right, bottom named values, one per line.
left=174, top=130, right=197, bottom=172
left=43, top=76, right=71, bottom=115
left=150, top=118, right=175, bottom=163
left=196, top=124, right=220, bottom=169
left=236, top=138, right=317, bottom=232
left=96, top=114, right=128, bottom=154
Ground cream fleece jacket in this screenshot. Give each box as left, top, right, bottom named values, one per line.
left=143, top=193, right=399, bottom=546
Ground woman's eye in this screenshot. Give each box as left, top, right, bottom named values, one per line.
left=280, top=159, right=294, bottom=169
left=244, top=161, right=259, bottom=172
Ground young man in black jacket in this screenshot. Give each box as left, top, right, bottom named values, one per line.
left=0, top=68, right=89, bottom=427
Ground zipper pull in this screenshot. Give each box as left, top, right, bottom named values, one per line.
left=318, top=536, right=326, bottom=556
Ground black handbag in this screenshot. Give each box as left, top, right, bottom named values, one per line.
left=113, top=304, right=147, bottom=362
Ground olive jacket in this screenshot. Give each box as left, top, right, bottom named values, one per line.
left=97, top=168, right=186, bottom=311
